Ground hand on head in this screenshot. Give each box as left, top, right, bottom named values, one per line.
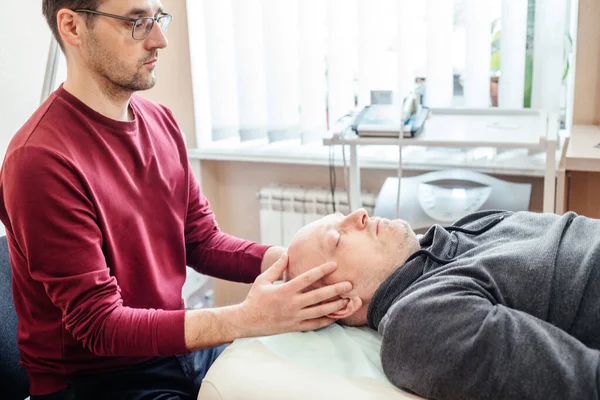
left=239, top=253, right=353, bottom=337
left=239, top=209, right=419, bottom=336
left=285, top=208, right=420, bottom=326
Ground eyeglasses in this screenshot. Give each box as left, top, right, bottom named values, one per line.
left=74, top=9, right=173, bottom=40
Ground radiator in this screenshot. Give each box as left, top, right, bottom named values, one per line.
left=257, top=185, right=377, bottom=247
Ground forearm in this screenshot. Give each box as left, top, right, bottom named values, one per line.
left=184, top=305, right=249, bottom=351
left=185, top=170, right=271, bottom=283
left=187, top=231, right=271, bottom=283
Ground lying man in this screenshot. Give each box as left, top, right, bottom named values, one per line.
left=287, top=209, right=600, bottom=400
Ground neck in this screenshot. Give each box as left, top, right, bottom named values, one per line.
left=63, top=63, right=133, bottom=122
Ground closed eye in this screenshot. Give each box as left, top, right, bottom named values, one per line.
left=335, top=230, right=343, bottom=248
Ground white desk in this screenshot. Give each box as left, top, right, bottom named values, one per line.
left=324, top=108, right=559, bottom=213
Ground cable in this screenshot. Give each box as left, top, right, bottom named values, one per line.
left=328, top=141, right=337, bottom=213
left=332, top=92, right=416, bottom=218
left=329, top=113, right=354, bottom=213
left=395, top=92, right=415, bottom=219
left=395, top=121, right=403, bottom=220
left=340, top=123, right=352, bottom=210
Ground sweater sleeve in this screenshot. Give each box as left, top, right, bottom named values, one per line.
left=378, top=279, right=600, bottom=400
left=2, top=147, right=188, bottom=357
left=184, top=164, right=270, bottom=283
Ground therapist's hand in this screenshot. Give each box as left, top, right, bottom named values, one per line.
left=237, top=253, right=352, bottom=337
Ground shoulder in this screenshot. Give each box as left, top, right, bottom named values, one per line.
left=377, top=277, right=496, bottom=383
left=3, top=145, right=77, bottom=182
left=4, top=93, right=80, bottom=174
left=7, top=92, right=62, bottom=151
left=1, top=146, right=83, bottom=214
left=379, top=276, right=493, bottom=336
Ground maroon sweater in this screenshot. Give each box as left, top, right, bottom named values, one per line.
left=0, top=86, right=269, bottom=395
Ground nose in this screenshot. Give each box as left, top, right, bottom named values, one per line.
left=343, top=208, right=368, bottom=230
left=145, top=21, right=168, bottom=50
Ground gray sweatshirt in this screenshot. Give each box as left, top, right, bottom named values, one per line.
left=367, top=210, right=600, bottom=400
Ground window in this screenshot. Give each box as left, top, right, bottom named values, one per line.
left=187, top=0, right=572, bottom=146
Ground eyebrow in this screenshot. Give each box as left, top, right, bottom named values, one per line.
left=125, top=6, right=164, bottom=17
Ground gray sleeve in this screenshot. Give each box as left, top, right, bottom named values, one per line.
left=379, top=281, right=600, bottom=400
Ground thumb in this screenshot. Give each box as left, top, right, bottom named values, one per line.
left=260, top=253, right=288, bottom=283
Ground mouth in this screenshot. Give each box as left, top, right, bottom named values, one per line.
left=143, top=58, right=158, bottom=66
left=376, top=219, right=380, bottom=236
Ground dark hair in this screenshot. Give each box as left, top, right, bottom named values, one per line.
left=42, top=0, right=104, bottom=49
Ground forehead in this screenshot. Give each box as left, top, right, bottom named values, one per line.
left=288, top=213, right=342, bottom=277
left=103, top=0, right=163, bottom=14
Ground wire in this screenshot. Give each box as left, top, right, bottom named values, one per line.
left=395, top=96, right=405, bottom=219
left=328, top=141, right=337, bottom=213
left=331, top=92, right=415, bottom=218
left=340, top=123, right=352, bottom=210
left=328, top=112, right=354, bottom=213
left=395, top=92, right=414, bottom=219
left=395, top=131, right=403, bottom=219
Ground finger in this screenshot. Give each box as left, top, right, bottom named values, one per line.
left=259, top=253, right=289, bottom=283
left=300, top=298, right=349, bottom=320
left=285, top=261, right=337, bottom=292
left=297, top=281, right=352, bottom=308
left=298, top=317, right=336, bottom=331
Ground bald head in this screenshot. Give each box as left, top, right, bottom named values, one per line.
left=287, top=209, right=419, bottom=326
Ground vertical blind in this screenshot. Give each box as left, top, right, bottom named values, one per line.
left=186, top=0, right=569, bottom=145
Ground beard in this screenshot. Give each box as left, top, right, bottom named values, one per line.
left=392, top=219, right=418, bottom=247
left=85, top=31, right=157, bottom=97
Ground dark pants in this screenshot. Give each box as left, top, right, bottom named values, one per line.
left=31, top=345, right=226, bottom=400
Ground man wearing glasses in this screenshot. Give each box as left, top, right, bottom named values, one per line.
left=0, top=1, right=353, bottom=399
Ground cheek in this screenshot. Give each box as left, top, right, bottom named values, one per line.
left=321, top=268, right=343, bottom=286
left=338, top=241, right=379, bottom=271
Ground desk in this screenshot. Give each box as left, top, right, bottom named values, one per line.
left=324, top=108, right=559, bottom=213
left=556, top=125, right=600, bottom=217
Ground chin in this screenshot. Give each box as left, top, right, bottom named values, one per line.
left=391, top=218, right=411, bottom=232
left=116, top=70, right=157, bottom=92
left=142, top=80, right=157, bottom=91
left=136, top=75, right=157, bottom=91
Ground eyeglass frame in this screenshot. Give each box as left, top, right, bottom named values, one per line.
left=73, top=9, right=173, bottom=40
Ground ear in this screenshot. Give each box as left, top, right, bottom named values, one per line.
left=57, top=9, right=83, bottom=48
left=327, top=296, right=362, bottom=319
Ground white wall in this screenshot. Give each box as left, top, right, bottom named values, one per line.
left=0, top=2, right=59, bottom=236
left=0, top=2, right=56, bottom=159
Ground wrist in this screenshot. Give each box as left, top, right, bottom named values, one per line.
left=217, top=303, right=254, bottom=340
left=184, top=305, right=251, bottom=351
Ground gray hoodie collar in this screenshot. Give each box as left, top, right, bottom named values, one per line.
left=367, top=212, right=507, bottom=330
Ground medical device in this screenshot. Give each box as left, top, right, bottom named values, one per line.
left=352, top=92, right=429, bottom=138
left=374, top=169, right=532, bottom=232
